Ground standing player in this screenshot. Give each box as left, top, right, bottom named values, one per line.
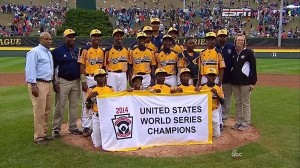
left=104, top=29, right=129, bottom=92
left=143, top=26, right=158, bottom=53
left=177, top=37, right=200, bottom=86
left=128, top=32, right=156, bottom=89
left=78, top=29, right=104, bottom=137
left=155, top=35, right=179, bottom=87
left=198, top=32, right=226, bottom=86
left=216, top=29, right=235, bottom=126
left=85, top=69, right=114, bottom=147
left=150, top=18, right=164, bottom=49
left=167, top=27, right=184, bottom=53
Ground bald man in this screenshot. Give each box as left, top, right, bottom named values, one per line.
left=25, top=32, right=54, bottom=145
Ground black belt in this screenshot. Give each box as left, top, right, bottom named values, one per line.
left=137, top=72, right=147, bottom=75
left=108, top=70, right=123, bottom=73
left=36, top=79, right=52, bottom=83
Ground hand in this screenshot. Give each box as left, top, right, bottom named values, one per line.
left=127, top=88, right=134, bottom=92
left=170, top=88, right=177, bottom=94
left=211, top=88, right=217, bottom=94
left=249, top=85, right=255, bottom=91
left=31, top=85, right=39, bottom=97
left=155, top=89, right=161, bottom=93
left=82, top=82, right=88, bottom=92
left=177, top=87, right=183, bottom=93
left=53, top=83, right=60, bottom=93
left=194, top=87, right=200, bottom=92
left=90, top=92, right=98, bottom=98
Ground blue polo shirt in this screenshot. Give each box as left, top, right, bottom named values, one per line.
left=216, top=43, right=235, bottom=84
left=52, top=44, right=80, bottom=81
left=151, top=32, right=164, bottom=49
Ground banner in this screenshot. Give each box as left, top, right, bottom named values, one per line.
left=97, top=91, right=213, bottom=151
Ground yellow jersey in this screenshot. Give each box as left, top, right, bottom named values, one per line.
left=145, top=42, right=158, bottom=53
left=87, top=85, right=114, bottom=112
left=161, top=44, right=184, bottom=53
left=149, top=84, right=171, bottom=93
left=199, top=48, right=226, bottom=75
left=155, top=49, right=178, bottom=75
left=78, top=45, right=104, bottom=75
left=104, top=46, right=129, bottom=72
left=129, top=47, right=156, bottom=74
left=201, top=84, right=224, bottom=110
left=178, top=84, right=195, bottom=92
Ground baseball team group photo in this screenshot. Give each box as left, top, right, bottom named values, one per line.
left=0, top=0, right=299, bottom=167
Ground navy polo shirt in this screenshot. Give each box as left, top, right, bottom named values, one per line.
left=151, top=32, right=164, bottom=49
left=52, top=44, right=80, bottom=81
left=216, top=43, right=235, bottom=84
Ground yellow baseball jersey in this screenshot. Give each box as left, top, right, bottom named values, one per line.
left=178, top=84, right=195, bottom=92
left=87, top=85, right=114, bottom=112
left=104, top=46, right=129, bottom=72
left=78, top=45, right=104, bottom=75
left=201, top=84, right=224, bottom=110
left=155, top=50, right=178, bottom=75
left=129, top=47, right=156, bottom=74
left=199, top=48, right=226, bottom=75
left=145, top=42, right=158, bottom=53
left=161, top=44, right=184, bottom=53
left=149, top=84, right=171, bottom=93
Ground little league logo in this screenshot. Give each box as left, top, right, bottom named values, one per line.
left=112, top=114, right=133, bottom=140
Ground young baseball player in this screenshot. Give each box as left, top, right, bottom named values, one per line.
left=200, top=68, right=224, bottom=138
left=176, top=68, right=198, bottom=93
left=143, top=26, right=158, bottom=53
left=78, top=29, right=104, bottom=137
left=148, top=68, right=175, bottom=94
left=85, top=69, right=114, bottom=148
left=128, top=76, right=143, bottom=92
left=167, top=27, right=184, bottom=53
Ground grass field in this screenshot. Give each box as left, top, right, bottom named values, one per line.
left=0, top=57, right=299, bottom=167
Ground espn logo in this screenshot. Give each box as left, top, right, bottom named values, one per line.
left=222, top=9, right=252, bottom=17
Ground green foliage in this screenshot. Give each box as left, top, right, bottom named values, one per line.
left=57, top=9, right=113, bottom=37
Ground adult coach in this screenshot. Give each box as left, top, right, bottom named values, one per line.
left=25, top=32, right=54, bottom=145
left=128, top=32, right=156, bottom=89
left=231, top=33, right=257, bottom=131
left=104, top=29, right=129, bottom=91
left=150, top=18, right=164, bottom=49
left=216, top=29, right=235, bottom=125
left=78, top=29, right=104, bottom=137
left=52, top=29, right=82, bottom=138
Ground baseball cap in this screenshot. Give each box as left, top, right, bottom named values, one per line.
left=131, top=76, right=143, bottom=83
left=150, top=18, right=160, bottom=24
left=180, top=68, right=191, bottom=75
left=93, top=69, right=107, bottom=76
left=205, top=68, right=217, bottom=75
left=168, top=27, right=179, bottom=34
left=162, top=35, right=173, bottom=41
left=63, top=29, right=76, bottom=37
left=143, top=26, right=153, bottom=32
left=205, top=32, right=216, bottom=38
left=155, top=68, right=167, bottom=75
left=217, top=29, right=228, bottom=36
left=136, top=32, right=147, bottom=39
left=90, top=29, right=102, bottom=37
left=112, top=28, right=124, bottom=37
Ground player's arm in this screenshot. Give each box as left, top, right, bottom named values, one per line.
left=211, top=87, right=224, bottom=105
left=150, top=51, right=156, bottom=86
left=79, top=49, right=88, bottom=92
left=196, top=53, right=202, bottom=87
left=128, top=50, right=133, bottom=86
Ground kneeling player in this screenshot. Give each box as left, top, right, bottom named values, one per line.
left=148, top=68, right=176, bottom=93
left=176, top=68, right=199, bottom=93
left=200, top=68, right=224, bottom=137
left=128, top=76, right=143, bottom=91
left=86, top=69, right=114, bottom=147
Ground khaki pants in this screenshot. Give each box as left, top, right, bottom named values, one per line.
left=221, top=83, right=232, bottom=120
left=28, top=82, right=52, bottom=141
left=52, top=77, right=81, bottom=132
left=232, top=85, right=252, bottom=126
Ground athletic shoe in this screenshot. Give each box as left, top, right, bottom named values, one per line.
left=44, top=136, right=54, bottom=141
left=35, top=140, right=47, bottom=145
left=82, top=128, right=91, bottom=137
left=69, top=129, right=82, bottom=135
left=52, top=131, right=60, bottom=138
left=238, top=125, right=249, bottom=131
left=232, top=123, right=241, bottom=130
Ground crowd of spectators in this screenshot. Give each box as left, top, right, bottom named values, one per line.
left=0, top=1, right=67, bottom=36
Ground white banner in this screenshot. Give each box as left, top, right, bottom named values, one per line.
left=97, top=91, right=212, bottom=151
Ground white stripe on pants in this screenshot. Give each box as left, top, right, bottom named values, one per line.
left=133, top=74, right=151, bottom=90
left=81, top=76, right=97, bottom=129
left=107, top=72, right=127, bottom=91
left=165, top=75, right=177, bottom=87
left=91, top=112, right=101, bottom=147
left=213, top=107, right=221, bottom=137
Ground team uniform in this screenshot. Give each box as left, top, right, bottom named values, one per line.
left=149, top=84, right=171, bottom=93
left=104, top=46, right=129, bottom=91
left=86, top=85, right=114, bottom=147
left=155, top=49, right=179, bottom=86
left=201, top=83, right=224, bottom=137
left=78, top=45, right=105, bottom=130
left=129, top=46, right=156, bottom=89
left=199, top=48, right=226, bottom=84
left=145, top=42, right=158, bottom=53
left=177, top=84, right=195, bottom=92
left=178, top=50, right=200, bottom=85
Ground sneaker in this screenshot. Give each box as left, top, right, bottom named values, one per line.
left=44, top=136, right=54, bottom=141
left=232, top=123, right=241, bottom=130
left=69, top=129, right=82, bottom=135
left=238, top=125, right=249, bottom=131
left=82, top=128, right=91, bottom=137
left=35, top=140, right=47, bottom=145
left=52, top=131, right=60, bottom=138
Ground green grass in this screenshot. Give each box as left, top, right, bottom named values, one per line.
left=257, top=58, right=300, bottom=75
left=0, top=57, right=300, bottom=75
left=0, top=86, right=299, bottom=167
